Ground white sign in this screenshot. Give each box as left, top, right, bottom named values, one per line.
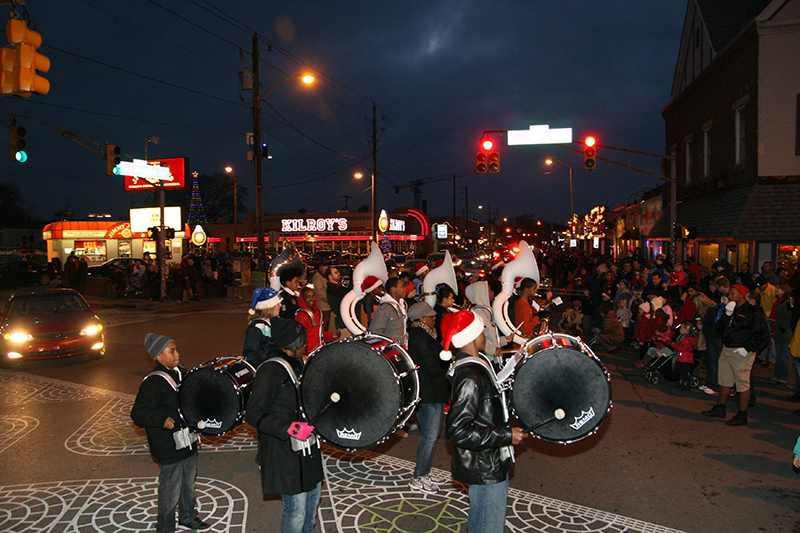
left=281, top=218, right=348, bottom=232
left=130, top=207, right=183, bottom=233
left=507, top=125, right=573, bottom=146
left=117, top=159, right=172, bottom=180
left=437, top=224, right=448, bottom=239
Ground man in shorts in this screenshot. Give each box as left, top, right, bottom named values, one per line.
left=701, top=284, right=770, bottom=426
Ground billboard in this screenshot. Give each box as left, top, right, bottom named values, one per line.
left=123, top=157, right=189, bottom=191
left=129, top=207, right=183, bottom=233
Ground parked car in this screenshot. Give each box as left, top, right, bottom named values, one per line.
left=309, top=249, right=343, bottom=267
left=86, top=257, right=142, bottom=278
left=0, top=260, right=56, bottom=288
left=461, top=259, right=489, bottom=280
left=403, top=259, right=428, bottom=274
left=0, top=288, right=105, bottom=366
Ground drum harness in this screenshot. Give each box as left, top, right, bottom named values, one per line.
left=256, top=357, right=319, bottom=456
left=447, top=353, right=515, bottom=464
left=143, top=369, right=199, bottom=451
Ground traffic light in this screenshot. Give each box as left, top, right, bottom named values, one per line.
left=476, top=152, right=487, bottom=173
left=165, top=227, right=175, bottom=239
left=680, top=226, right=696, bottom=239
left=9, top=125, right=27, bottom=162
left=584, top=136, right=597, bottom=170
left=2, top=19, right=50, bottom=97
left=146, top=227, right=160, bottom=240
left=106, top=144, right=121, bottom=175
left=488, top=152, right=500, bottom=173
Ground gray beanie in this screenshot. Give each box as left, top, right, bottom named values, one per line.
left=145, top=333, right=174, bottom=360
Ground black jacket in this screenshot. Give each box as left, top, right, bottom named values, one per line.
left=241, top=318, right=274, bottom=367
left=446, top=352, right=514, bottom=485
left=244, top=350, right=323, bottom=495
left=717, top=302, right=770, bottom=354
left=130, top=362, right=196, bottom=465
left=407, top=325, right=448, bottom=404
left=279, top=289, right=300, bottom=319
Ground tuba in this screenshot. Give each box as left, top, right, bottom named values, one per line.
left=340, top=242, right=389, bottom=335
left=492, top=240, right=540, bottom=345
left=269, top=241, right=304, bottom=291
left=422, top=251, right=458, bottom=307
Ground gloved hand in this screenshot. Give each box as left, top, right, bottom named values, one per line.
left=725, top=301, right=736, bottom=316
left=287, top=421, right=315, bottom=441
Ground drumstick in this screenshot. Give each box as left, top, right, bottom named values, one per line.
left=310, top=392, right=341, bottom=425
left=525, top=408, right=566, bottom=432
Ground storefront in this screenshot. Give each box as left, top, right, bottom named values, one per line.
left=42, top=220, right=187, bottom=265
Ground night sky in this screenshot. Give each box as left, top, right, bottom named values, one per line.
left=2, top=1, right=686, bottom=225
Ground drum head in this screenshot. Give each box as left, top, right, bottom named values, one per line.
left=301, top=340, right=403, bottom=450
left=512, top=346, right=611, bottom=443
left=179, top=367, right=240, bottom=436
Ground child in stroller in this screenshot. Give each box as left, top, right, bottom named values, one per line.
left=640, top=324, right=701, bottom=388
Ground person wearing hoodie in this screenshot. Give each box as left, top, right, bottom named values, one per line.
left=369, top=277, right=408, bottom=346
left=296, top=287, right=339, bottom=355
left=465, top=280, right=505, bottom=362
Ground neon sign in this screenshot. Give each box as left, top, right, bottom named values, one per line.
left=281, top=218, right=348, bottom=232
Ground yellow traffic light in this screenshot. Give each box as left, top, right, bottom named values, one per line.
left=4, top=19, right=50, bottom=97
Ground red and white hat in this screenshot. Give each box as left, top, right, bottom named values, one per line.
left=490, top=257, right=504, bottom=271
left=439, top=310, right=485, bottom=361
left=415, top=263, right=429, bottom=276
left=361, top=275, right=383, bottom=294
left=513, top=276, right=523, bottom=290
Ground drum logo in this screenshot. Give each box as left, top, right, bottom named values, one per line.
left=203, top=419, right=223, bottom=430
left=569, top=407, right=595, bottom=431
left=336, top=428, right=362, bottom=441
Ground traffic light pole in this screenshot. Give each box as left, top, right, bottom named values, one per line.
left=158, top=182, right=167, bottom=302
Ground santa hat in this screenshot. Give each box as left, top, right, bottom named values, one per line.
left=490, top=257, right=504, bottom=271
left=249, top=287, right=282, bottom=315
left=439, top=310, right=484, bottom=361
left=415, top=263, right=429, bottom=276
left=513, top=276, right=523, bottom=290
left=361, top=275, right=383, bottom=294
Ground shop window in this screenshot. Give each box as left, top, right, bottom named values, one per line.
left=74, top=240, right=107, bottom=263
left=777, top=244, right=800, bottom=269
left=699, top=243, right=719, bottom=271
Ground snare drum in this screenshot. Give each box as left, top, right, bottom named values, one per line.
left=299, top=334, right=419, bottom=450
left=510, top=332, right=611, bottom=443
left=179, top=356, right=256, bottom=436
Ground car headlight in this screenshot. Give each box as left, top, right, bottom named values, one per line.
left=4, top=332, right=33, bottom=343
left=81, top=324, right=104, bottom=336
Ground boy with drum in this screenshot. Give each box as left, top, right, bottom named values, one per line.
left=442, top=310, right=528, bottom=533
left=131, top=334, right=210, bottom=532
left=245, top=318, right=324, bottom=533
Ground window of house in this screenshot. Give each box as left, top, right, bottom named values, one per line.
left=702, top=127, right=711, bottom=177
left=735, top=105, right=746, bottom=164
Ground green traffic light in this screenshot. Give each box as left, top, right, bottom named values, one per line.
left=112, top=166, right=121, bottom=175
left=15, top=151, right=27, bottom=163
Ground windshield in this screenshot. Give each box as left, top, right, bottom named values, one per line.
left=7, top=294, right=89, bottom=317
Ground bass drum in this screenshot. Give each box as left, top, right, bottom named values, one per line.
left=299, top=334, right=419, bottom=451
left=179, top=356, right=256, bottom=436
left=510, top=333, right=611, bottom=443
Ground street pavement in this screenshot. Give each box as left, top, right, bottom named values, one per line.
left=1, top=293, right=799, bottom=532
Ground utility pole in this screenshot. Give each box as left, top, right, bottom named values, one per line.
left=371, top=102, right=378, bottom=243
left=251, top=33, right=266, bottom=271
left=452, top=174, right=456, bottom=238
left=342, top=195, right=351, bottom=210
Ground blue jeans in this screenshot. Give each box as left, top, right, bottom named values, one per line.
left=281, top=482, right=321, bottom=533
left=774, top=338, right=792, bottom=382
left=468, top=476, right=508, bottom=533
left=157, top=454, right=198, bottom=533
left=704, top=337, right=722, bottom=391
left=413, top=402, right=444, bottom=478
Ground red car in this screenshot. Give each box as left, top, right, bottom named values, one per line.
left=0, top=289, right=105, bottom=366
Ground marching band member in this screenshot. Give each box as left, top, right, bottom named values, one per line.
left=369, top=277, right=408, bottom=347
left=296, top=287, right=340, bottom=355
left=465, top=279, right=505, bottom=363
left=278, top=267, right=304, bottom=319
left=241, top=287, right=282, bottom=367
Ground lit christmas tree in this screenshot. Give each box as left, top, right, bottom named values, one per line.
left=379, top=233, right=392, bottom=255
left=187, top=171, right=207, bottom=226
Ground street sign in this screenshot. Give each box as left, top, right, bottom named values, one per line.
left=123, top=157, right=188, bottom=191
left=117, top=159, right=171, bottom=180
left=507, top=125, right=572, bottom=146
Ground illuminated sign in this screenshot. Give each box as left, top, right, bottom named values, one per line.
left=507, top=124, right=573, bottom=146
left=117, top=159, right=171, bottom=181
left=437, top=224, right=448, bottom=239
left=130, top=207, right=182, bottom=233
left=379, top=210, right=405, bottom=233
left=124, top=158, right=188, bottom=191
left=379, top=210, right=389, bottom=233
left=281, top=218, right=348, bottom=232
left=191, top=225, right=207, bottom=246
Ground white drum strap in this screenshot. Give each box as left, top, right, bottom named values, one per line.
left=448, top=356, right=510, bottom=423
left=145, top=370, right=180, bottom=391
left=260, top=357, right=299, bottom=386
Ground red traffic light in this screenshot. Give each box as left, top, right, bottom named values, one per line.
left=482, top=139, right=493, bottom=151
left=584, top=136, right=597, bottom=169
left=585, top=136, right=596, bottom=147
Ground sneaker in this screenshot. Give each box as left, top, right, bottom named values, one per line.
left=425, top=473, right=449, bottom=485
left=406, top=422, right=419, bottom=432
left=699, top=385, right=718, bottom=396
left=725, top=411, right=748, bottom=426
left=409, top=476, right=438, bottom=493
left=701, top=404, right=727, bottom=418
left=395, top=429, right=409, bottom=439
left=179, top=517, right=211, bottom=530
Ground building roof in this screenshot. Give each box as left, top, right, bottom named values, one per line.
left=696, top=0, right=773, bottom=52
left=648, top=183, right=800, bottom=241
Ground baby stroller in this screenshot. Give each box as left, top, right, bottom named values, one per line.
left=641, top=347, right=700, bottom=388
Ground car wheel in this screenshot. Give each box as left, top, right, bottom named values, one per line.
left=38, top=273, right=52, bottom=285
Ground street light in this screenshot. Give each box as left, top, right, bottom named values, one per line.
left=225, top=166, right=238, bottom=251
left=250, top=61, right=315, bottom=270
left=545, top=158, right=574, bottom=218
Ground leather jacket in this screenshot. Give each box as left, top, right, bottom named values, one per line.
left=446, top=352, right=514, bottom=485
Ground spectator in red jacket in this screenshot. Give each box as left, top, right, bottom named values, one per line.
left=296, top=287, right=339, bottom=355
